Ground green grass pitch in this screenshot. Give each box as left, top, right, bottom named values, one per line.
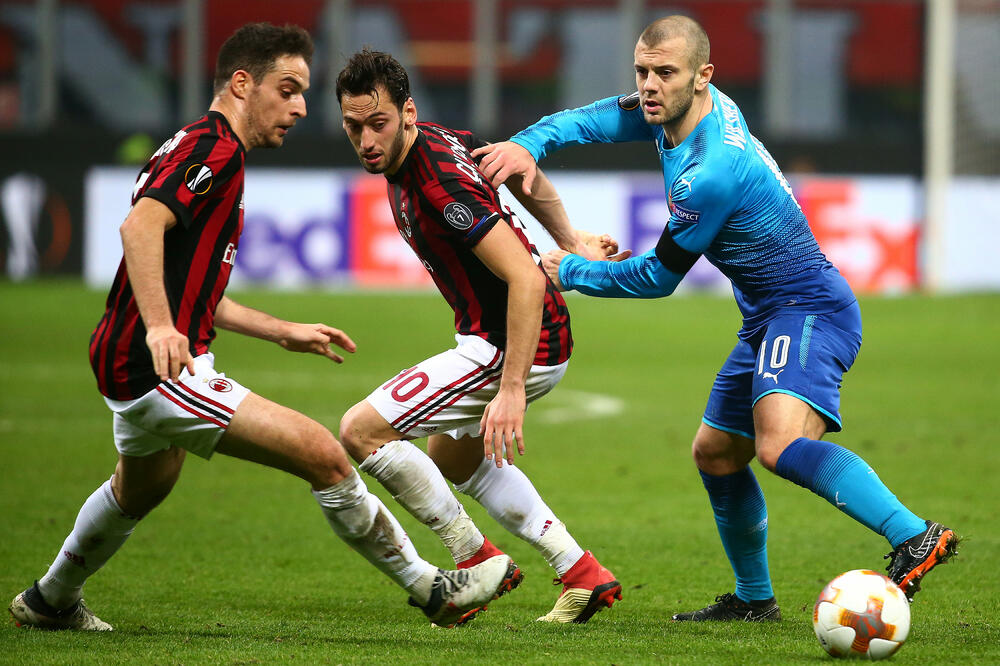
left=1, top=281, right=998, bottom=664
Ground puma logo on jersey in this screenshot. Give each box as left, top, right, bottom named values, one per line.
left=679, top=175, right=697, bottom=192
left=762, top=369, right=784, bottom=383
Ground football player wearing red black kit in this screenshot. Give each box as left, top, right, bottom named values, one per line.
left=9, top=24, right=515, bottom=632
left=336, top=49, right=624, bottom=625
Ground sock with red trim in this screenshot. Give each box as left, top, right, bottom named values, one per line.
left=455, top=455, right=584, bottom=576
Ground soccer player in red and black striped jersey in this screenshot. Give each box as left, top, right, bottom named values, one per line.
left=335, top=49, right=624, bottom=625
left=10, top=25, right=515, bottom=633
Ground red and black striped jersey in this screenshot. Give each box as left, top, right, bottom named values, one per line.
left=385, top=122, right=571, bottom=366
left=90, top=111, right=246, bottom=399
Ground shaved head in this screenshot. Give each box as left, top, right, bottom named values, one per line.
left=639, top=15, right=710, bottom=71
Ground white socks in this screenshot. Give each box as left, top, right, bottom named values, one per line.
left=38, top=478, right=139, bottom=609
left=313, top=468, right=436, bottom=604
left=37, top=471, right=442, bottom=609
left=357, top=440, right=585, bottom=576
left=360, top=441, right=484, bottom=564
left=455, top=456, right=584, bottom=576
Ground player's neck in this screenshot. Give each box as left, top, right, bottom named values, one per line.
left=209, top=97, right=252, bottom=152
left=663, top=90, right=713, bottom=149
left=385, top=125, right=419, bottom=177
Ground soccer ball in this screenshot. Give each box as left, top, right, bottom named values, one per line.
left=812, top=569, right=910, bottom=660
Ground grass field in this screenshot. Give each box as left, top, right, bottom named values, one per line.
left=1, top=281, right=998, bottom=664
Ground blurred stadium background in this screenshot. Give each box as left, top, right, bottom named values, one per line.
left=0, top=0, right=997, bottom=294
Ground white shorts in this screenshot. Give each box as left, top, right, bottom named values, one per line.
left=366, top=334, right=568, bottom=440
left=104, top=352, right=251, bottom=459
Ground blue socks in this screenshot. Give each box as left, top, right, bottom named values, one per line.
left=775, top=438, right=926, bottom=548
left=700, top=468, right=774, bottom=602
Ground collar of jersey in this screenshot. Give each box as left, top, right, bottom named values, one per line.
left=206, top=110, right=246, bottom=153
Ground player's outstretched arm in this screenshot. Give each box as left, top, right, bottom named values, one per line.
left=472, top=95, right=655, bottom=192
left=505, top=167, right=631, bottom=262
left=214, top=297, right=357, bottom=363
left=543, top=248, right=684, bottom=299
left=120, top=197, right=195, bottom=382
left=472, top=223, right=544, bottom=467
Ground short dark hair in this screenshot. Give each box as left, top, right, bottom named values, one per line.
left=336, top=48, right=411, bottom=110
left=213, top=23, right=314, bottom=94
left=639, top=15, right=710, bottom=71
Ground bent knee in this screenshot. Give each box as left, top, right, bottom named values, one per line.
left=692, top=439, right=733, bottom=475
left=691, top=432, right=754, bottom=476
left=303, top=426, right=355, bottom=488
left=753, top=437, right=791, bottom=473
left=338, top=402, right=382, bottom=462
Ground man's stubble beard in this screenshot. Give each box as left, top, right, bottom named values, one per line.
left=646, top=73, right=697, bottom=127
left=361, top=120, right=406, bottom=174
left=246, top=91, right=282, bottom=150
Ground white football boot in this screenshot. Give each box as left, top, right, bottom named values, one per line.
left=409, top=554, right=517, bottom=628
left=9, top=583, right=113, bottom=631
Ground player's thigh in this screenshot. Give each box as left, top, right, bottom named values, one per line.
left=692, top=420, right=755, bottom=476
left=750, top=305, right=862, bottom=461
left=752, top=392, right=828, bottom=470
left=112, top=446, right=187, bottom=517
left=218, top=392, right=352, bottom=488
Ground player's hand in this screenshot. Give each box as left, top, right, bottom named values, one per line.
left=480, top=385, right=527, bottom=467
left=278, top=323, right=357, bottom=363
left=146, top=325, right=195, bottom=382
left=542, top=249, right=570, bottom=291
left=574, top=231, right=632, bottom=262
left=471, top=141, right=537, bottom=195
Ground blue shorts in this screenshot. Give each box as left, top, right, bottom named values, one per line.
left=703, top=302, right=862, bottom=438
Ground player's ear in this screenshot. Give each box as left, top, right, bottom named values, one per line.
left=230, top=69, right=252, bottom=100
left=402, top=97, right=417, bottom=127
left=695, top=63, right=714, bottom=91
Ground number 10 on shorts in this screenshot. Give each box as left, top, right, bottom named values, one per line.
left=757, top=335, right=791, bottom=380
left=383, top=367, right=430, bottom=402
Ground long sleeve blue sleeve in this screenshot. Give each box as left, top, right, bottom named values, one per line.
left=510, top=96, right=655, bottom=162
left=558, top=249, right=683, bottom=298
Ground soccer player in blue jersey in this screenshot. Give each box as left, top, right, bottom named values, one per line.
left=473, top=15, right=958, bottom=621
